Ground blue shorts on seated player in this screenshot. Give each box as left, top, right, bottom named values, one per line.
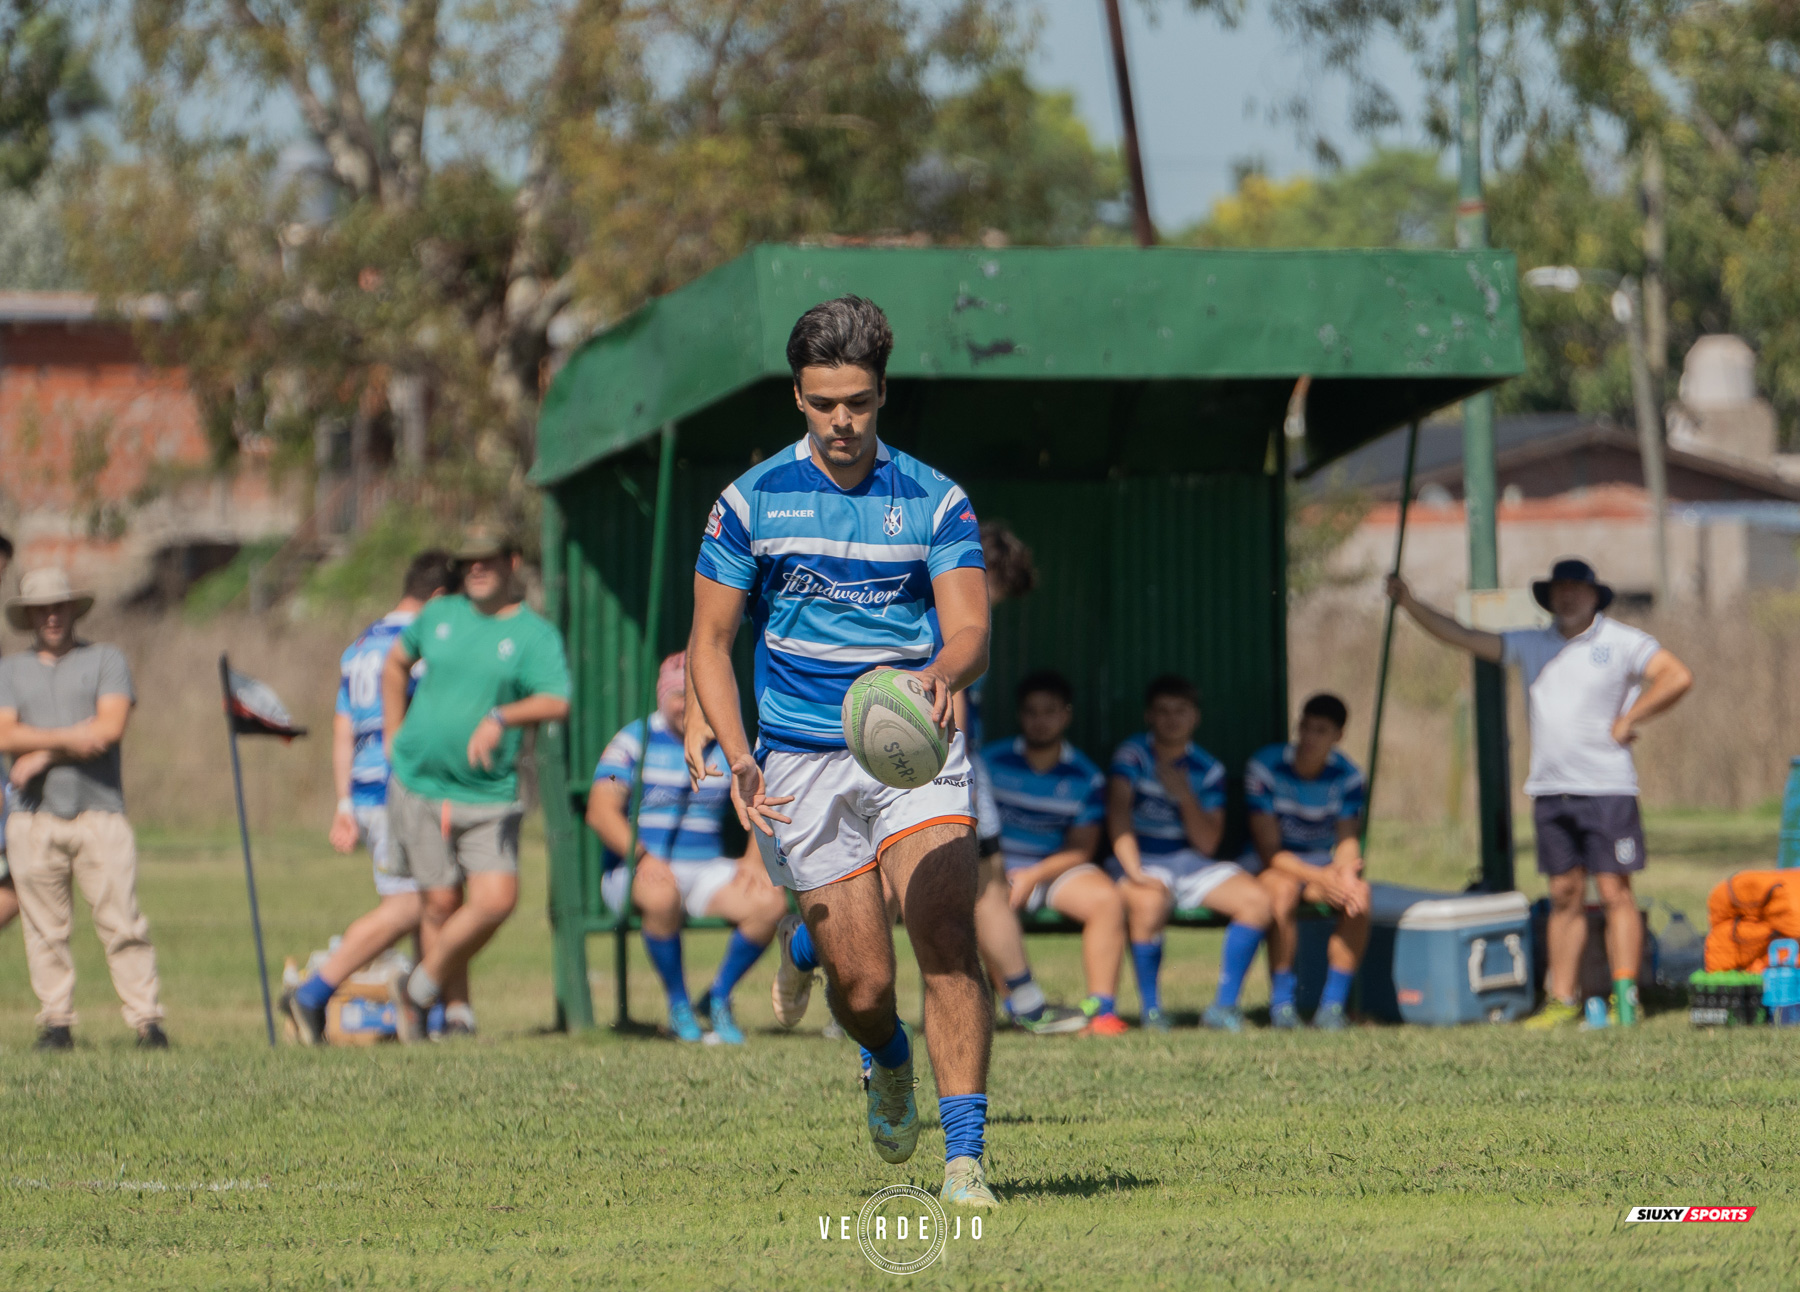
left=1244, top=692, right=1370, bottom=1031
left=1104, top=674, right=1272, bottom=1032
left=585, top=652, right=786, bottom=1045
left=982, top=670, right=1128, bottom=1033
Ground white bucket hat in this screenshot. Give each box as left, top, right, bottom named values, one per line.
left=5, top=568, right=96, bottom=632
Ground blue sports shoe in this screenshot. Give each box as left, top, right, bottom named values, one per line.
left=706, top=993, right=745, bottom=1045
left=668, top=999, right=704, bottom=1043
left=1201, top=1004, right=1243, bottom=1033
left=1142, top=1006, right=1172, bottom=1033
left=1313, top=1002, right=1350, bottom=1031
left=863, top=1029, right=920, bottom=1164
left=1269, top=1001, right=1301, bottom=1030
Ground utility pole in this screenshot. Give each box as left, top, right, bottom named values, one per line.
left=1102, top=0, right=1157, bottom=247
left=1618, top=279, right=1672, bottom=605
left=1641, top=137, right=1669, bottom=391
left=1455, top=0, right=1514, bottom=893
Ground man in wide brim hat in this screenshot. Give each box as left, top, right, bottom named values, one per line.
left=5, top=569, right=95, bottom=633
left=1531, top=558, right=1613, bottom=615
left=451, top=524, right=515, bottom=566
left=1386, top=555, right=1692, bottom=1031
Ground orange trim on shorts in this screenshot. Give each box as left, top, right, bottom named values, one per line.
left=823, top=856, right=882, bottom=886
left=875, top=814, right=977, bottom=860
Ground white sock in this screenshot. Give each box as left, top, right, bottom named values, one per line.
left=1008, top=980, right=1047, bottom=1018
left=407, top=966, right=440, bottom=1009
left=444, top=1001, right=476, bottom=1029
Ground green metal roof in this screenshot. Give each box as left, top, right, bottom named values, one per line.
left=532, top=243, right=1523, bottom=486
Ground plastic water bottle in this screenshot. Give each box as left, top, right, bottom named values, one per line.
left=1584, top=996, right=1611, bottom=1029
left=1656, top=909, right=1704, bottom=988
left=1781, top=757, right=1800, bottom=868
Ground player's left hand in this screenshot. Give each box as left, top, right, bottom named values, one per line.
left=916, top=668, right=957, bottom=734
left=467, top=716, right=505, bottom=769
left=1007, top=866, right=1043, bottom=910
left=328, top=808, right=359, bottom=853
left=1611, top=714, right=1638, bottom=746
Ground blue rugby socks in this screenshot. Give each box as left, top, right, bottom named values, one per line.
left=1321, top=967, right=1356, bottom=1011
left=940, top=1094, right=988, bottom=1163
left=867, top=1017, right=911, bottom=1070
left=643, top=933, right=689, bottom=1008
left=1130, top=939, right=1164, bottom=1015
left=1004, top=970, right=1047, bottom=1023
left=1214, top=922, right=1265, bottom=1010
left=710, top=929, right=769, bottom=1006
left=1270, top=970, right=1298, bottom=1013
left=789, top=920, right=819, bottom=973
left=294, top=972, right=335, bottom=1010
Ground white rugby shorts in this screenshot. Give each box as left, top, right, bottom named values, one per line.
left=358, top=804, right=418, bottom=898
left=753, top=733, right=977, bottom=891
left=1002, top=855, right=1103, bottom=914
left=1108, top=848, right=1243, bottom=910
left=600, top=856, right=739, bottom=921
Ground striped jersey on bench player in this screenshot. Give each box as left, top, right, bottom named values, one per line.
left=694, top=439, right=983, bottom=752
left=982, top=737, right=1105, bottom=867
left=592, top=712, right=730, bottom=863
left=1110, top=733, right=1227, bottom=855
left=1243, top=743, right=1365, bottom=854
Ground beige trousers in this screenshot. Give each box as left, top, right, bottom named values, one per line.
left=6, top=810, right=163, bottom=1029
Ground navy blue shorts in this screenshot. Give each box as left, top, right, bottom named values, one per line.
left=1532, top=794, right=1646, bottom=877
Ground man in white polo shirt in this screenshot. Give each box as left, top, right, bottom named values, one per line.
left=1387, top=558, right=1692, bottom=1028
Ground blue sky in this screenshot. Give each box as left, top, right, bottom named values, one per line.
left=1031, top=0, right=1432, bottom=229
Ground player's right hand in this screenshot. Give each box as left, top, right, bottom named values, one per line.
left=729, top=752, right=793, bottom=836
left=328, top=809, right=359, bottom=854
left=685, top=720, right=723, bottom=789
left=1384, top=574, right=1410, bottom=605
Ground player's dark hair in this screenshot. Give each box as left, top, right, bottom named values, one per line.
left=982, top=521, right=1037, bottom=601
left=1144, top=674, right=1199, bottom=707
left=0, top=532, right=12, bottom=560
left=786, top=296, right=894, bottom=384
left=1016, top=669, right=1073, bottom=707
left=404, top=549, right=458, bottom=600
left=1301, top=692, right=1349, bottom=729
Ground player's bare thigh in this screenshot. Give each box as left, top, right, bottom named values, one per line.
left=879, top=823, right=980, bottom=937
left=799, top=866, right=898, bottom=1020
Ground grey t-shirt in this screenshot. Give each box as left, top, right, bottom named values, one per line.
left=0, top=642, right=135, bottom=817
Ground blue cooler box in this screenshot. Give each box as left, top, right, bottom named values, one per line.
left=1297, top=884, right=1535, bottom=1025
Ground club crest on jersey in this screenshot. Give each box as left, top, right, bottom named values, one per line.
left=1591, top=644, right=1611, bottom=666
left=779, top=563, right=909, bottom=614
left=883, top=505, right=904, bottom=537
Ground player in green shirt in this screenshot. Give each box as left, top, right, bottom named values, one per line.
left=383, top=524, right=571, bottom=1030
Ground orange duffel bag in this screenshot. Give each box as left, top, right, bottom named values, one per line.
left=1704, top=871, right=1800, bottom=971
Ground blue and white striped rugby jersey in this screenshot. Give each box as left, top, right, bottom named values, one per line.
left=593, top=711, right=731, bottom=863
left=1244, top=743, right=1365, bottom=853
left=982, top=738, right=1105, bottom=865
left=1109, top=733, right=1228, bottom=856
left=335, top=611, right=416, bottom=807
left=695, top=438, right=984, bottom=752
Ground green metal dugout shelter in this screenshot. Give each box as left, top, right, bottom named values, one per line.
left=530, top=243, right=1523, bottom=1030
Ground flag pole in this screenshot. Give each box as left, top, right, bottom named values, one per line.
left=1362, top=421, right=1420, bottom=855
left=220, top=652, right=277, bottom=1047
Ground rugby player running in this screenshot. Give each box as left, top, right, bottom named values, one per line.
left=687, top=296, right=998, bottom=1208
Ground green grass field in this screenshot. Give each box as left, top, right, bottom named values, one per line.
left=1, top=814, right=1796, bottom=1288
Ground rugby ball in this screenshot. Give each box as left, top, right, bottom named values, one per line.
left=842, top=668, right=948, bottom=789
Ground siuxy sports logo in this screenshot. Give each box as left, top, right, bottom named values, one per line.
left=779, top=563, right=910, bottom=614
left=1625, top=1206, right=1755, bottom=1222
left=705, top=501, right=725, bottom=539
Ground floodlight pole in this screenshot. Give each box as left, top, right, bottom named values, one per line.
left=1456, top=0, right=1515, bottom=892
left=1102, top=0, right=1157, bottom=247
left=615, top=421, right=677, bottom=1027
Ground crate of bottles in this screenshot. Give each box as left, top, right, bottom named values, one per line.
left=1689, top=970, right=1766, bottom=1026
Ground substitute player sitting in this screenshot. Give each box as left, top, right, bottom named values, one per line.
left=1106, top=674, right=1270, bottom=1033
left=982, top=671, right=1128, bottom=1035
left=1244, top=693, right=1369, bottom=1031
left=688, top=295, right=998, bottom=1208
left=587, top=652, right=786, bottom=1045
